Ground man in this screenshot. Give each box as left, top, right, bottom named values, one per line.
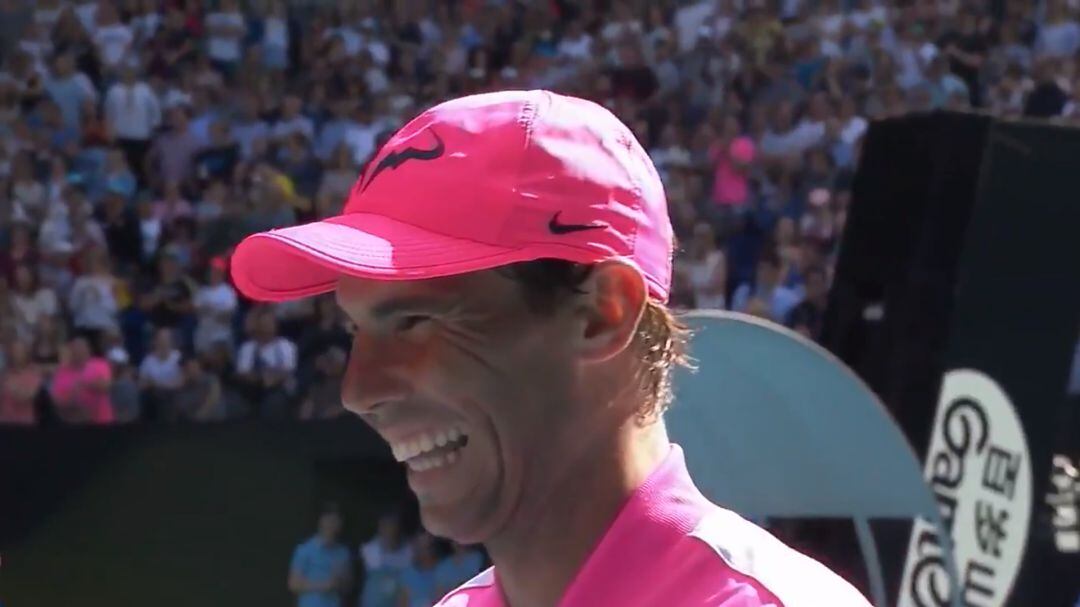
left=289, top=504, right=352, bottom=607
left=359, top=513, right=413, bottom=607
left=786, top=265, right=829, bottom=340
left=104, top=60, right=161, bottom=186
left=732, top=250, right=803, bottom=323
left=233, top=90, right=870, bottom=606
left=235, top=306, right=298, bottom=419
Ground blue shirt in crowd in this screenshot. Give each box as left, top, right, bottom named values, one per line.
left=399, top=564, right=439, bottom=607
left=434, top=550, right=484, bottom=595
left=290, top=535, right=350, bottom=607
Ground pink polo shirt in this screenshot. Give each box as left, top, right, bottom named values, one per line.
left=435, top=446, right=870, bottom=607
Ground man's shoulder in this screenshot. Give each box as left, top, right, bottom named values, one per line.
left=433, top=567, right=498, bottom=607
left=682, top=505, right=871, bottom=607
left=294, top=536, right=317, bottom=555
left=295, top=537, right=348, bottom=558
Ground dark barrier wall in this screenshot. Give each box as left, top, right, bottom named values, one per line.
left=823, top=112, right=1080, bottom=607
left=0, top=418, right=410, bottom=607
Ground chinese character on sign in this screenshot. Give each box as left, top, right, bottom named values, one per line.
left=982, top=444, right=1021, bottom=499
left=976, top=500, right=1010, bottom=558
left=962, top=559, right=995, bottom=607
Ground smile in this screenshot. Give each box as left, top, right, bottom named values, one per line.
left=389, top=426, right=470, bottom=472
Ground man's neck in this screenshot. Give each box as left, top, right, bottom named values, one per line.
left=487, top=423, right=670, bottom=607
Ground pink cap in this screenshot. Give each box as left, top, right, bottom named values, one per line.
left=231, top=90, right=673, bottom=302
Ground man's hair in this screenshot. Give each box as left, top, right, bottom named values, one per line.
left=501, top=259, right=692, bottom=422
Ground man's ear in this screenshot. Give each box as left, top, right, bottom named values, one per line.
left=573, top=260, right=647, bottom=363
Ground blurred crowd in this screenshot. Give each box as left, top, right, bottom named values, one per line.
left=1, top=0, right=1078, bottom=425
left=290, top=508, right=485, bottom=607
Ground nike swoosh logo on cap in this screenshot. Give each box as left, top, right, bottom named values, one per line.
left=548, top=212, right=606, bottom=235
left=362, top=129, right=446, bottom=191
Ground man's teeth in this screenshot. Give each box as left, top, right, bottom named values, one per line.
left=390, top=427, right=466, bottom=464
left=406, top=450, right=461, bottom=472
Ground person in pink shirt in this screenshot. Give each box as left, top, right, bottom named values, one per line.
left=230, top=90, right=872, bottom=606
left=711, top=115, right=756, bottom=209
left=50, top=336, right=114, bottom=424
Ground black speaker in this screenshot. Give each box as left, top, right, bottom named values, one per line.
left=821, top=111, right=992, bottom=454
left=821, top=110, right=1080, bottom=607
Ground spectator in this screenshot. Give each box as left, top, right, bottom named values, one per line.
left=277, top=131, right=322, bottom=199
left=146, top=7, right=197, bottom=79
left=801, top=187, right=837, bottom=247
left=136, top=197, right=163, bottom=262
left=153, top=180, right=194, bottom=225
left=710, top=115, right=756, bottom=211
left=787, top=265, right=830, bottom=339
left=317, top=144, right=358, bottom=204
left=271, top=94, right=315, bottom=143
left=37, top=97, right=81, bottom=156
left=1035, top=0, right=1080, bottom=59
left=360, top=513, right=413, bottom=607
left=1026, top=58, right=1071, bottom=117
left=434, top=543, right=484, bottom=599
left=45, top=51, right=96, bottom=131
left=106, top=346, right=141, bottom=424
left=9, top=154, right=48, bottom=225
left=10, top=262, right=59, bottom=342
left=680, top=221, right=728, bottom=310
left=398, top=532, right=441, bottom=607
left=235, top=306, right=297, bottom=419
left=32, top=314, right=66, bottom=371
left=193, top=256, right=237, bottom=355
left=161, top=215, right=198, bottom=271
left=204, top=0, right=246, bottom=76
left=193, top=120, right=240, bottom=187
left=130, top=0, right=163, bottom=44
left=91, top=2, right=134, bottom=73
left=296, top=295, right=350, bottom=380
left=731, top=249, right=802, bottom=322
left=0, top=339, right=45, bottom=425
left=194, top=178, right=227, bottom=227
left=51, top=6, right=98, bottom=76
left=36, top=247, right=72, bottom=310
left=105, top=60, right=162, bottom=186
left=50, top=335, right=113, bottom=424
left=288, top=504, right=352, bottom=607
left=101, top=147, right=138, bottom=202
left=174, top=357, right=225, bottom=422
left=258, top=1, right=291, bottom=72
left=137, top=250, right=196, bottom=340
left=67, top=247, right=119, bottom=347
left=342, top=102, right=383, bottom=167
left=98, top=187, right=142, bottom=267
left=145, top=105, right=199, bottom=192
left=244, top=162, right=303, bottom=231
left=138, top=326, right=184, bottom=421
left=230, top=93, right=270, bottom=160
left=924, top=55, right=971, bottom=108
left=297, top=346, right=347, bottom=421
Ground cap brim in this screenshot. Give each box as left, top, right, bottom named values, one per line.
left=230, top=213, right=532, bottom=302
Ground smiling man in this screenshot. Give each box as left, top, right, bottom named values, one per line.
left=231, top=90, right=870, bottom=607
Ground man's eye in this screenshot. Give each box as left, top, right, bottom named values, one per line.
left=395, top=315, right=431, bottom=333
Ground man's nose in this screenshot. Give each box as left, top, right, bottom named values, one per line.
left=340, top=333, right=411, bottom=417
